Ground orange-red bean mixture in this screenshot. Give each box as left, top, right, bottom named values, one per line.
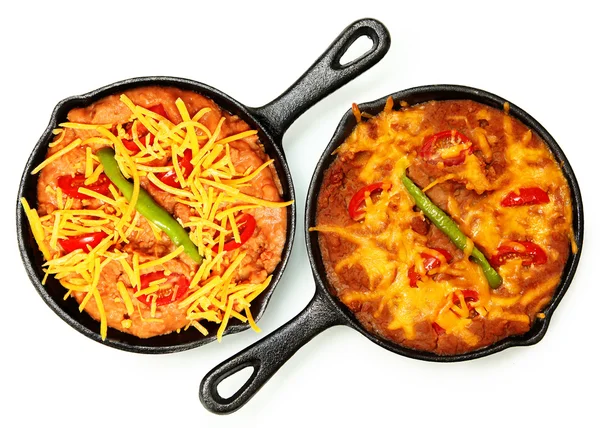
left=22, top=87, right=291, bottom=340
left=313, top=98, right=575, bottom=355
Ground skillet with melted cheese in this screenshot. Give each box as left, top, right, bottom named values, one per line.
left=314, top=99, right=575, bottom=355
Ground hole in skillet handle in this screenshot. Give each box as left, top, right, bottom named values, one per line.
left=337, top=33, right=376, bottom=68
left=208, top=360, right=260, bottom=407
left=250, top=18, right=391, bottom=141
left=217, top=366, right=256, bottom=400
left=199, top=290, right=344, bottom=414
left=199, top=342, right=270, bottom=414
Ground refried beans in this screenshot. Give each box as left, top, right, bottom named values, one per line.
left=22, top=86, right=290, bottom=340
left=313, top=98, right=575, bottom=355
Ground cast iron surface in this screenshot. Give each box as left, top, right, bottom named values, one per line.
left=199, top=84, right=584, bottom=414
left=16, top=18, right=391, bottom=354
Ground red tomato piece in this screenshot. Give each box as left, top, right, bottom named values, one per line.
left=136, top=271, right=190, bottom=306
left=419, top=130, right=473, bottom=167
left=58, top=231, right=108, bottom=254
left=57, top=173, right=111, bottom=199
left=348, top=182, right=387, bottom=221
left=408, top=266, right=420, bottom=288
left=146, top=104, right=167, bottom=117
left=122, top=104, right=166, bottom=153
left=122, top=138, right=143, bottom=153
left=490, top=241, right=548, bottom=267
left=212, top=214, right=257, bottom=253
left=452, top=289, right=480, bottom=309
left=136, top=104, right=167, bottom=135
left=500, top=187, right=550, bottom=207
left=157, top=149, right=194, bottom=188
left=408, top=248, right=453, bottom=287
left=421, top=248, right=453, bottom=271
left=432, top=322, right=445, bottom=334
left=123, top=126, right=155, bottom=154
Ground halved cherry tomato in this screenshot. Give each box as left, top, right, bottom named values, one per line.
left=212, top=213, right=257, bottom=253
left=408, top=248, right=453, bottom=287
left=452, top=289, right=479, bottom=308
left=57, top=173, right=111, bottom=199
left=419, top=130, right=474, bottom=167
left=122, top=128, right=155, bottom=154
left=136, top=271, right=190, bottom=306
left=500, top=187, right=550, bottom=207
left=122, top=104, right=167, bottom=153
left=58, top=231, right=108, bottom=254
left=348, top=182, right=387, bottom=221
left=422, top=248, right=453, bottom=270
left=156, top=149, right=194, bottom=188
left=432, top=322, right=445, bottom=334
left=490, top=241, right=547, bottom=267
left=134, top=104, right=168, bottom=137
left=407, top=267, right=420, bottom=288
left=147, top=104, right=167, bottom=117
left=433, top=291, right=479, bottom=332
left=122, top=138, right=143, bottom=153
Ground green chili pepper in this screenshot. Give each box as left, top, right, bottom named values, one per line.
left=401, top=175, right=502, bottom=289
left=97, top=147, right=202, bottom=264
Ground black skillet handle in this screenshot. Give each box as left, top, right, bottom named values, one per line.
left=251, top=18, right=391, bottom=141
left=199, top=290, right=343, bottom=414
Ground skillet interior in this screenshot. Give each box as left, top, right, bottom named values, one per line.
left=305, top=84, right=584, bottom=362
left=16, top=76, right=296, bottom=354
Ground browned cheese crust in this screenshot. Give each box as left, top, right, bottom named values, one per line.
left=314, top=99, right=574, bottom=355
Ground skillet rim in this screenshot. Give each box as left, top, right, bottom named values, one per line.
left=16, top=76, right=296, bottom=354
left=305, top=83, right=584, bottom=362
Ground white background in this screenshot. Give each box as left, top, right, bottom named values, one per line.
left=2, top=1, right=598, bottom=427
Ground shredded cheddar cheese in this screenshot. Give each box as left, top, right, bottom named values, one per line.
left=22, top=88, right=292, bottom=341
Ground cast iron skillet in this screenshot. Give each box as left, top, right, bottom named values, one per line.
left=200, top=84, right=584, bottom=414
left=16, top=18, right=391, bottom=354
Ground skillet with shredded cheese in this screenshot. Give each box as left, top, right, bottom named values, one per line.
left=313, top=98, right=575, bottom=355
left=22, top=86, right=292, bottom=341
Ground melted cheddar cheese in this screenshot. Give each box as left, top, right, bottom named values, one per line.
left=313, top=98, right=574, bottom=355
